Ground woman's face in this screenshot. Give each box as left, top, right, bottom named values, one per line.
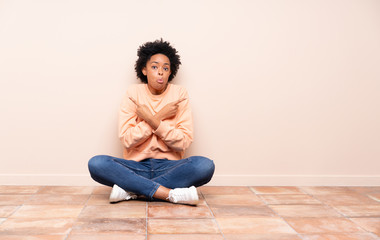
left=143, top=53, right=171, bottom=95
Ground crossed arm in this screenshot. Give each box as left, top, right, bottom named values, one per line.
left=129, top=97, right=186, bottom=131
left=119, top=93, right=193, bottom=152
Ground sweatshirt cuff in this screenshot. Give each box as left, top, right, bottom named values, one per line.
left=153, top=121, right=171, bottom=139
left=139, top=121, right=154, bottom=134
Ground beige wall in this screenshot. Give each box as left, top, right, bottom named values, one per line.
left=0, top=0, right=379, bottom=186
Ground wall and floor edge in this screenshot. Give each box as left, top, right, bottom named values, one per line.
left=0, top=174, right=379, bottom=186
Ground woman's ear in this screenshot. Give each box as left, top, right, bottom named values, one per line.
left=142, top=67, right=147, bottom=76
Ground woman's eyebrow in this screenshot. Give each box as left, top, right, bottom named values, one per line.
left=151, top=61, right=170, bottom=65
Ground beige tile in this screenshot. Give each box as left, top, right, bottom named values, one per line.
left=285, top=218, right=364, bottom=234
left=0, top=218, right=75, bottom=235
left=86, top=194, right=146, bottom=206
left=148, top=204, right=212, bottom=218
left=210, top=205, right=275, bottom=217
left=333, top=205, right=380, bottom=217
left=148, top=218, right=220, bottom=234
left=204, top=194, right=264, bottom=206
left=0, top=206, right=19, bottom=218
left=3, top=184, right=378, bottom=239
left=72, top=218, right=146, bottom=234
left=368, top=193, right=380, bottom=202
left=38, top=186, right=93, bottom=195
left=251, top=187, right=304, bottom=194
left=67, top=233, right=146, bottom=240
left=200, top=186, right=253, bottom=195
left=0, top=186, right=41, bottom=195
left=216, top=217, right=296, bottom=234
left=148, top=197, right=207, bottom=206
left=224, top=234, right=302, bottom=240
left=0, top=235, right=66, bottom=240
left=85, top=194, right=109, bottom=205
left=148, top=200, right=181, bottom=207
left=314, top=193, right=379, bottom=206
left=258, top=194, right=321, bottom=205
left=79, top=205, right=145, bottom=219
left=270, top=205, right=342, bottom=218
left=148, top=234, right=224, bottom=240
left=349, top=218, right=380, bottom=236
left=92, top=186, right=112, bottom=195
left=300, top=187, right=356, bottom=195
left=301, top=233, right=379, bottom=240
left=349, top=187, right=380, bottom=194
left=26, top=194, right=89, bottom=205
left=0, top=195, right=33, bottom=205
left=10, top=205, right=83, bottom=218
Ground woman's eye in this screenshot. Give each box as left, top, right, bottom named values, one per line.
left=152, top=66, right=157, bottom=69
left=164, top=68, right=169, bottom=71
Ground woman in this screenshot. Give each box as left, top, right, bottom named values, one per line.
left=88, top=39, right=215, bottom=205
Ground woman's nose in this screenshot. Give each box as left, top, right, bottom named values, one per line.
left=158, top=68, right=163, bottom=75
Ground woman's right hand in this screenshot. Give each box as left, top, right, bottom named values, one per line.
left=156, top=98, right=187, bottom=121
left=129, top=97, right=154, bottom=123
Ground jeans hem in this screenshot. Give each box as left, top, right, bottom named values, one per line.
left=148, top=183, right=161, bottom=200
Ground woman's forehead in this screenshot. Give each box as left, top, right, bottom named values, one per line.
left=148, top=53, right=170, bottom=64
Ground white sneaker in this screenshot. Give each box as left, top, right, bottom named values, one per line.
left=168, top=186, right=199, bottom=205
left=109, top=184, right=138, bottom=203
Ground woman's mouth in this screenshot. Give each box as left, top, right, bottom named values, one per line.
left=157, top=79, right=164, bottom=84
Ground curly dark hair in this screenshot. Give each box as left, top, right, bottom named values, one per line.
left=135, top=39, right=181, bottom=83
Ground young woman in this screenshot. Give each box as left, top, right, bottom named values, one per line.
left=88, top=39, right=215, bottom=205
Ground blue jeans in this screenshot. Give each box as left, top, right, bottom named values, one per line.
left=88, top=155, right=215, bottom=200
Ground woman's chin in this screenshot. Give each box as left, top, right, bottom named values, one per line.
left=148, top=83, right=168, bottom=95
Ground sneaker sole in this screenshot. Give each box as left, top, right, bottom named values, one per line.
left=109, top=185, right=124, bottom=203
left=187, top=186, right=199, bottom=205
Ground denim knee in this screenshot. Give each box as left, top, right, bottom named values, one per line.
left=88, top=155, right=109, bottom=175
left=189, top=156, right=215, bottom=181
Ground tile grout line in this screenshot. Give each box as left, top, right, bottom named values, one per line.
left=298, top=186, right=325, bottom=206
left=316, top=195, right=380, bottom=236
left=63, top=227, right=73, bottom=240
left=201, top=189, right=227, bottom=240
left=35, top=185, right=44, bottom=195
left=63, top=186, right=93, bottom=240
left=4, top=185, right=43, bottom=220
left=1, top=185, right=379, bottom=238
left=367, top=194, right=380, bottom=202
left=249, top=186, right=308, bottom=240
left=146, top=201, right=148, bottom=240
left=264, top=204, right=305, bottom=239
left=297, top=187, right=360, bottom=220
left=296, top=187, right=366, bottom=238
left=83, top=187, right=94, bottom=206
left=275, top=187, right=380, bottom=238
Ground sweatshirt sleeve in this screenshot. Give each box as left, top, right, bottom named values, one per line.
left=118, top=88, right=153, bottom=149
left=153, top=89, right=193, bottom=152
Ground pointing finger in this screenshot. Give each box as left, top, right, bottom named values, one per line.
left=175, top=98, right=187, bottom=105
left=129, top=97, right=137, bottom=105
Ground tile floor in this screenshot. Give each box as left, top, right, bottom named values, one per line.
left=0, top=185, right=379, bottom=240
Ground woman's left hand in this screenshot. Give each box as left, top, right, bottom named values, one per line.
left=129, top=97, right=153, bottom=122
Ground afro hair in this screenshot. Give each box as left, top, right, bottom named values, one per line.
left=135, top=39, right=181, bottom=83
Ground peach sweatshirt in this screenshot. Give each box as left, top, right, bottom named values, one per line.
left=118, top=84, right=193, bottom=161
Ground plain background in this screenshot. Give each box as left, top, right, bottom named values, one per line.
left=0, top=0, right=379, bottom=185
